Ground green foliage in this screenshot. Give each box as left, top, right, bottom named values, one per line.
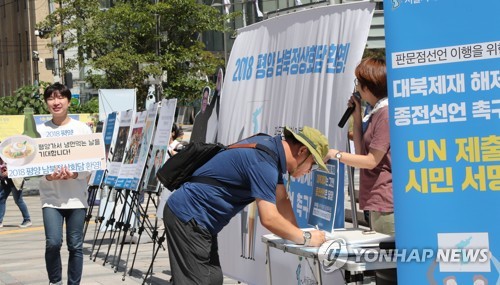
left=69, top=97, right=99, bottom=114
left=0, top=82, right=98, bottom=116
left=0, top=83, right=49, bottom=115
left=363, top=48, right=386, bottom=60
left=37, top=0, right=227, bottom=109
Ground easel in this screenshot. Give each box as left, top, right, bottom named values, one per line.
left=84, top=185, right=99, bottom=237
left=115, top=164, right=157, bottom=281
left=84, top=169, right=108, bottom=238
left=89, top=183, right=113, bottom=261
left=139, top=188, right=167, bottom=285
left=109, top=187, right=135, bottom=271
left=127, top=190, right=162, bottom=276
left=91, top=185, right=125, bottom=264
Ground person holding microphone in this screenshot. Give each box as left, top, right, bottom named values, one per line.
left=327, top=57, right=394, bottom=236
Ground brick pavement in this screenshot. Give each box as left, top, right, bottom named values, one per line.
left=0, top=195, right=243, bottom=285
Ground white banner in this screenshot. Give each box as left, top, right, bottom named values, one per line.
left=218, top=2, right=375, bottom=284
left=1, top=133, right=106, bottom=179
left=219, top=2, right=375, bottom=149
left=98, top=89, right=136, bottom=121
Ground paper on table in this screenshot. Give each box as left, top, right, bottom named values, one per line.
left=323, top=229, right=394, bottom=247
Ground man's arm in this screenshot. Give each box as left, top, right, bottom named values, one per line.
left=256, top=198, right=325, bottom=246
left=275, top=184, right=298, bottom=227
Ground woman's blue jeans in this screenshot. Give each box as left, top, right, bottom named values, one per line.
left=42, top=207, right=86, bottom=285
left=0, top=180, right=30, bottom=223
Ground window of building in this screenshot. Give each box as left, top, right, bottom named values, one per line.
left=25, top=31, right=29, bottom=61
left=19, top=33, right=22, bottom=62
left=4, top=37, right=7, bottom=66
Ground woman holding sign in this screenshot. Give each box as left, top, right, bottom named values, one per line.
left=37, top=83, right=92, bottom=285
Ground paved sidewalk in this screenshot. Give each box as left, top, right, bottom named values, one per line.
left=0, top=195, right=243, bottom=285
left=2, top=171, right=365, bottom=285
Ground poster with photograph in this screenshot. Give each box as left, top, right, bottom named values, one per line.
left=142, top=98, right=177, bottom=192
left=129, top=103, right=159, bottom=191
left=104, top=109, right=134, bottom=187
left=115, top=111, right=146, bottom=189
left=190, top=86, right=212, bottom=143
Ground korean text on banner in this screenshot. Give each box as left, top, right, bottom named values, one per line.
left=384, top=0, right=500, bottom=284
left=2, top=133, right=106, bottom=178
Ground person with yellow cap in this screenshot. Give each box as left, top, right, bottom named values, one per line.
left=164, top=126, right=329, bottom=285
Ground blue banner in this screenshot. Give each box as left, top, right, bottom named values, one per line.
left=288, top=160, right=345, bottom=229
left=384, top=0, right=500, bottom=284
left=89, top=112, right=116, bottom=186
left=308, top=159, right=345, bottom=230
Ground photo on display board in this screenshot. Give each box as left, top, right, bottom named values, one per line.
left=190, top=86, right=213, bottom=143
left=123, top=126, right=143, bottom=165
left=142, top=98, right=177, bottom=192
left=145, top=145, right=167, bottom=191
left=112, top=126, right=128, bottom=163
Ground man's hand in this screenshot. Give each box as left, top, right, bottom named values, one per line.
left=257, top=199, right=327, bottom=246
left=46, top=166, right=78, bottom=181
left=308, top=230, right=327, bottom=247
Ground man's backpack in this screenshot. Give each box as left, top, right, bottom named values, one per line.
left=156, top=139, right=278, bottom=191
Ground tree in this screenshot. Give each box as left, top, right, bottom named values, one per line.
left=0, top=82, right=98, bottom=116
left=0, top=83, right=49, bottom=115
left=71, top=97, right=99, bottom=114
left=37, top=0, right=227, bottom=109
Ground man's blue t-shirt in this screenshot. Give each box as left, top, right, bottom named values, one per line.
left=166, top=134, right=286, bottom=235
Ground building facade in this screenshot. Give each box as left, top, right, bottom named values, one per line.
left=1, top=0, right=384, bottom=101
left=0, top=0, right=55, bottom=98
left=204, top=0, right=385, bottom=62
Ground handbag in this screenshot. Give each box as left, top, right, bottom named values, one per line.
left=11, top=178, right=25, bottom=190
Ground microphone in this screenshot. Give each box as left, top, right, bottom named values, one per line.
left=338, top=91, right=361, bottom=128
left=337, top=106, right=355, bottom=128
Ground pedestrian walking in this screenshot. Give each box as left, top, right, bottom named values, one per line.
left=0, top=157, right=32, bottom=228
left=37, top=83, right=92, bottom=285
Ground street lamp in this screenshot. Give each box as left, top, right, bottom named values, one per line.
left=32, top=51, right=40, bottom=85
left=58, top=46, right=66, bottom=85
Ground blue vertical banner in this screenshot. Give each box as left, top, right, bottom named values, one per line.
left=287, top=160, right=345, bottom=230
left=384, top=1, right=500, bottom=284
left=88, top=112, right=117, bottom=186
